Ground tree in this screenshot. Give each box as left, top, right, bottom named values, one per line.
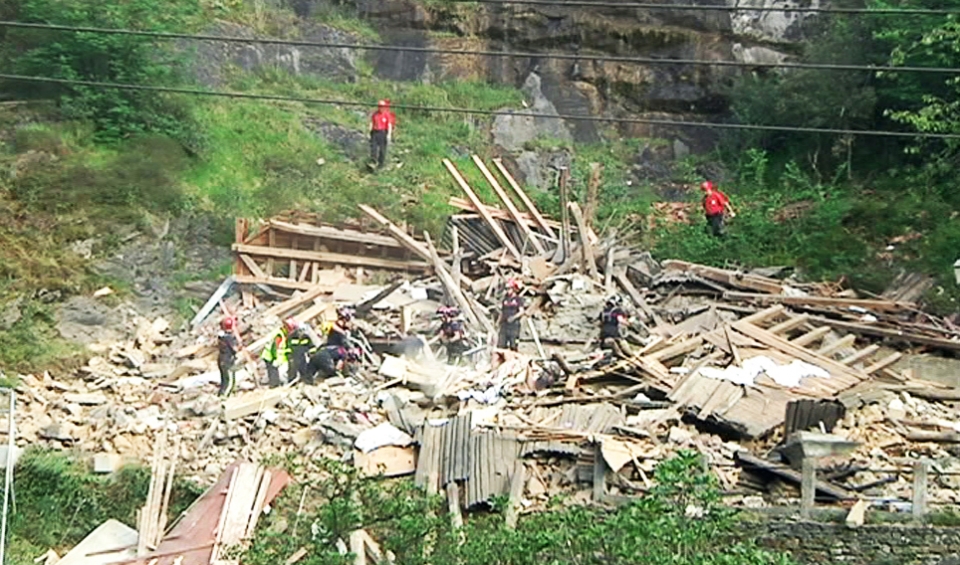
left=0, top=0, right=202, bottom=142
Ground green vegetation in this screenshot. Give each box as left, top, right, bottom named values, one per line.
left=243, top=451, right=792, bottom=565
left=9, top=450, right=205, bottom=565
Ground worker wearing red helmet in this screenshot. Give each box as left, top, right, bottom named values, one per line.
left=701, top=180, right=736, bottom=237
left=217, top=317, right=240, bottom=397
left=498, top=278, right=525, bottom=351
left=261, top=317, right=298, bottom=387
left=369, top=99, right=396, bottom=170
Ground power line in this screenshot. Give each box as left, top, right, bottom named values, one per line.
left=451, top=0, right=960, bottom=15
left=2, top=73, right=957, bottom=139
left=1, top=21, right=958, bottom=75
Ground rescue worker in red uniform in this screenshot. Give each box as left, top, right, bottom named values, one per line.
left=437, top=306, right=467, bottom=364
left=370, top=99, right=396, bottom=169
left=701, top=180, right=735, bottom=237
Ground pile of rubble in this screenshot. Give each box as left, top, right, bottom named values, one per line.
left=10, top=156, right=960, bottom=536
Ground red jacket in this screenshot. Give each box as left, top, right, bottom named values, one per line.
left=703, top=189, right=730, bottom=216
left=371, top=110, right=396, bottom=132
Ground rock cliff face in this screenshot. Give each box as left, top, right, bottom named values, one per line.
left=347, top=0, right=819, bottom=147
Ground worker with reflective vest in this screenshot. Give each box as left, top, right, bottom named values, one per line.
left=261, top=318, right=296, bottom=387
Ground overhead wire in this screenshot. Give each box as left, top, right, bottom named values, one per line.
left=448, top=0, right=960, bottom=15
left=0, top=21, right=957, bottom=74
left=2, top=73, right=958, bottom=139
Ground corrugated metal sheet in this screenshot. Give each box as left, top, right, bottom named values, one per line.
left=414, top=412, right=519, bottom=508
left=521, top=403, right=624, bottom=457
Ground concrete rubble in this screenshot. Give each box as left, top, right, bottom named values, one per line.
left=10, top=158, right=960, bottom=562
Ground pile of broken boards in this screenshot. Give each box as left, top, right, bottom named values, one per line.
left=51, top=459, right=290, bottom=565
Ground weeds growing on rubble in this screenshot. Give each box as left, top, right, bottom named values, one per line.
left=243, top=451, right=793, bottom=565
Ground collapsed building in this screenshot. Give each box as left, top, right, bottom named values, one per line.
left=10, top=156, right=960, bottom=562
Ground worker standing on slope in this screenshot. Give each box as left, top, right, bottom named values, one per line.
left=498, top=279, right=524, bottom=352
left=369, top=99, right=396, bottom=170
left=217, top=316, right=239, bottom=397
left=261, top=317, right=296, bottom=387
left=701, top=180, right=736, bottom=237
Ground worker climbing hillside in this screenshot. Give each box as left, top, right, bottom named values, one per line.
left=437, top=306, right=467, bottom=364
left=701, top=180, right=736, bottom=237
left=369, top=99, right=396, bottom=170
left=217, top=316, right=239, bottom=397
left=498, top=278, right=524, bottom=352
left=261, top=317, right=297, bottom=387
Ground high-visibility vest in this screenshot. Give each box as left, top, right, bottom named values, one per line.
left=260, top=328, right=290, bottom=364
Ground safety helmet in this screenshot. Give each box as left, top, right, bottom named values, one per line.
left=701, top=180, right=715, bottom=192
left=606, top=295, right=622, bottom=307
left=283, top=317, right=299, bottom=332
left=220, top=316, right=236, bottom=331
left=507, top=278, right=522, bottom=291
left=345, top=347, right=361, bottom=361
left=337, top=306, right=355, bottom=321
left=377, top=99, right=390, bottom=108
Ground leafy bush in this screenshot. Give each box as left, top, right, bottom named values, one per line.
left=243, top=451, right=792, bottom=565
left=1, top=0, right=202, bottom=143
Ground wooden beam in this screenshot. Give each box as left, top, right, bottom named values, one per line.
left=472, top=155, right=546, bottom=254
left=568, top=202, right=600, bottom=279
left=768, top=315, right=810, bottom=335
left=723, top=291, right=913, bottom=313
left=804, top=315, right=960, bottom=353
left=790, top=326, right=831, bottom=347
left=839, top=344, right=880, bottom=366
left=647, top=336, right=704, bottom=362
left=732, top=320, right=867, bottom=384
left=662, top=260, right=784, bottom=294
left=268, top=219, right=405, bottom=249
left=447, top=197, right=561, bottom=230
left=234, top=275, right=335, bottom=292
left=556, top=168, right=571, bottom=263
left=817, top=334, right=857, bottom=356
left=424, top=231, right=491, bottom=332
left=233, top=243, right=429, bottom=272
left=492, top=158, right=557, bottom=239
left=613, top=270, right=656, bottom=322
left=739, top=305, right=786, bottom=325
left=358, top=205, right=433, bottom=262
left=238, top=254, right=268, bottom=279
left=864, top=352, right=903, bottom=375
left=443, top=159, right=522, bottom=260
left=263, top=284, right=329, bottom=320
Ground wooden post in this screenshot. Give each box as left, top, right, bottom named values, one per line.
left=593, top=442, right=606, bottom=502
left=505, top=462, right=526, bottom=529
left=569, top=202, right=600, bottom=280
left=492, top=158, right=557, bottom=239
left=472, top=155, right=546, bottom=255
left=584, top=162, right=602, bottom=230
left=800, top=457, right=816, bottom=519
left=912, top=459, right=929, bottom=521
left=604, top=246, right=615, bottom=293
left=451, top=226, right=462, bottom=294
left=555, top=168, right=571, bottom=264
left=443, top=158, right=522, bottom=260
left=446, top=482, right=463, bottom=529
left=350, top=530, right=367, bottom=565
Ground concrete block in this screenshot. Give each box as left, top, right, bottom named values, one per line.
left=93, top=453, right=123, bottom=474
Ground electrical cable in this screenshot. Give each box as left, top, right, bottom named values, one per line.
left=2, top=72, right=957, bottom=139
left=449, top=0, right=960, bottom=15
left=1, top=21, right=958, bottom=75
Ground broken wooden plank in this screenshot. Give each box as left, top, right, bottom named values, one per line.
left=267, top=219, right=405, bottom=249
left=904, top=430, right=960, bottom=443
left=568, top=202, right=600, bottom=280
left=723, top=292, right=913, bottom=313
left=190, top=276, right=236, bottom=329
left=472, top=155, right=546, bottom=254
left=613, top=270, right=655, bottom=322
left=790, top=326, right=831, bottom=347
left=768, top=315, right=810, bottom=335
left=447, top=197, right=561, bottom=230
left=233, top=243, right=429, bottom=272
left=234, top=275, right=334, bottom=292
left=424, top=231, right=491, bottom=332
left=492, top=158, right=557, bottom=239
left=735, top=451, right=854, bottom=500
left=662, top=261, right=784, bottom=294
left=804, top=315, right=960, bottom=353
left=358, top=205, right=433, bottom=262
left=223, top=388, right=288, bottom=420
left=863, top=352, right=903, bottom=375
left=817, top=335, right=857, bottom=356
left=839, top=344, right=880, bottom=366
left=443, top=159, right=522, bottom=260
